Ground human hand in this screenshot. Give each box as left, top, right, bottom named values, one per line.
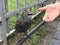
left=38, top=3, right=60, bottom=22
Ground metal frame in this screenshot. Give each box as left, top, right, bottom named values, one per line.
left=0, top=0, right=55, bottom=45
left=0, top=0, right=7, bottom=45
left=14, top=21, right=45, bottom=45
left=4, top=2, right=39, bottom=18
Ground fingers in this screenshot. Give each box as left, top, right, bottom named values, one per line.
left=42, top=3, right=60, bottom=22
left=43, top=13, right=48, bottom=21
left=43, top=13, right=52, bottom=22
left=43, top=13, right=59, bottom=22
left=38, top=6, right=46, bottom=11
left=38, top=4, right=53, bottom=11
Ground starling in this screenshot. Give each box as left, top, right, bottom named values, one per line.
left=15, top=10, right=32, bottom=33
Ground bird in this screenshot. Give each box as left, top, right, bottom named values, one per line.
left=15, top=10, right=32, bottom=34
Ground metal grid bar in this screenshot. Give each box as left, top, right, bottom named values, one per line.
left=16, top=0, right=19, bottom=19
left=4, top=0, right=10, bottom=33
left=4, top=2, right=39, bottom=19
left=0, top=0, right=7, bottom=45
left=24, top=0, right=26, bottom=7
left=16, top=0, right=19, bottom=9
left=34, top=0, right=36, bottom=14
left=24, top=0, right=26, bottom=12
left=4, top=0, right=46, bottom=19
left=30, top=0, right=32, bottom=11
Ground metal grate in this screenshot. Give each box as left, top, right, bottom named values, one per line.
left=0, top=0, right=55, bottom=45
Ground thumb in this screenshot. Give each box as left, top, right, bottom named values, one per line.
left=38, top=6, right=46, bottom=11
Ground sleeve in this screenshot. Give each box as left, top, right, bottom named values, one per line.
left=56, top=0, right=60, bottom=3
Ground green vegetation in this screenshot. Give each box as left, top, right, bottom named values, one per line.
left=7, top=0, right=46, bottom=45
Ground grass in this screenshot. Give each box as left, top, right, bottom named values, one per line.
left=7, top=0, right=46, bottom=45
left=8, top=0, right=37, bottom=30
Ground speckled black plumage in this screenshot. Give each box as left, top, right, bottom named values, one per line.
left=15, top=11, right=32, bottom=33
